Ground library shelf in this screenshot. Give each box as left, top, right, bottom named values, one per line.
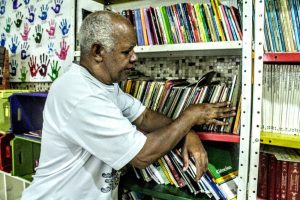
left=264, top=52, right=300, bottom=63
left=260, top=131, right=300, bottom=149
left=196, top=132, right=240, bottom=143
left=120, top=173, right=210, bottom=200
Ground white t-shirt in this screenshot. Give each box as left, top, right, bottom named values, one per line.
left=21, top=63, right=147, bottom=200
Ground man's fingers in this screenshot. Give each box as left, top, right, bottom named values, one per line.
left=181, top=148, right=189, bottom=172
left=213, top=101, right=230, bottom=108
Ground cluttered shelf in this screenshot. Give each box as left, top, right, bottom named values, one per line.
left=260, top=131, right=300, bottom=149
left=120, top=173, right=210, bottom=200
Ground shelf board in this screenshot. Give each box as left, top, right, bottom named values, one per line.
left=260, top=131, right=300, bottom=149
left=196, top=132, right=240, bottom=143
left=121, top=174, right=210, bottom=200
left=74, top=41, right=242, bottom=58
left=264, top=52, right=300, bottom=63
left=135, top=41, right=242, bottom=58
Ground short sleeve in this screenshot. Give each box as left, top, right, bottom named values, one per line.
left=115, top=85, right=146, bottom=122
left=62, top=94, right=147, bottom=170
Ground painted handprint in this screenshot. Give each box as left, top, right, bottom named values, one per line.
left=38, top=4, right=48, bottom=21
left=38, top=53, right=50, bottom=77
left=33, top=24, right=43, bottom=44
left=9, top=59, right=18, bottom=76
left=48, top=42, right=55, bottom=55
left=0, top=33, right=5, bottom=46
left=47, top=60, right=61, bottom=81
left=4, top=17, right=12, bottom=33
left=26, top=5, right=36, bottom=24
left=0, top=0, right=6, bottom=16
left=14, top=11, right=23, bottom=28
left=23, top=0, right=29, bottom=5
left=28, top=55, right=40, bottom=77
left=19, top=65, right=28, bottom=82
left=46, top=19, right=56, bottom=37
left=20, top=22, right=30, bottom=41
left=20, top=42, right=30, bottom=60
left=59, top=19, right=70, bottom=36
left=51, top=0, right=62, bottom=14
left=9, top=35, right=20, bottom=54
left=56, top=39, right=69, bottom=60
left=12, top=0, right=22, bottom=10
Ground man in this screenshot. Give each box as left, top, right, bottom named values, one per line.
left=22, top=11, right=235, bottom=200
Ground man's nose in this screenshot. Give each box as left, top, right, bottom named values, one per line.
left=130, top=51, right=138, bottom=63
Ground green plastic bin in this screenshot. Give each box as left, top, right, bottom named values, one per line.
left=11, top=136, right=41, bottom=181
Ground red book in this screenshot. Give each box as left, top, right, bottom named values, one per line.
left=187, top=3, right=201, bottom=42
left=163, top=154, right=185, bottom=188
left=257, top=152, right=269, bottom=199
left=281, top=161, right=289, bottom=200
left=287, top=162, right=300, bottom=200
left=268, top=154, right=277, bottom=200
left=229, top=6, right=242, bottom=39
left=275, top=160, right=282, bottom=200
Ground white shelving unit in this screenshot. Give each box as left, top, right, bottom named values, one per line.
left=0, top=171, right=30, bottom=200
left=106, top=0, right=253, bottom=199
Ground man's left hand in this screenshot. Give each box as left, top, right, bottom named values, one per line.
left=180, top=131, right=208, bottom=181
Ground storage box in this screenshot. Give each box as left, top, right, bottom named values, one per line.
left=0, top=133, right=14, bottom=172
left=0, top=90, right=31, bottom=134
left=0, top=170, right=31, bottom=200
left=9, top=92, right=47, bottom=135
left=11, top=136, right=41, bottom=181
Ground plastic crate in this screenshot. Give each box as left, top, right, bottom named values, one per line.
left=0, top=133, right=14, bottom=172
left=0, top=170, right=31, bottom=200
left=0, top=90, right=31, bottom=134
left=9, top=92, right=47, bottom=135
left=11, top=136, right=41, bottom=181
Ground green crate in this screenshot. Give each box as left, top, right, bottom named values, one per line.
left=11, top=136, right=41, bottom=181
left=0, top=90, right=31, bottom=134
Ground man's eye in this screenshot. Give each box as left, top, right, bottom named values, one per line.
left=122, top=51, right=130, bottom=55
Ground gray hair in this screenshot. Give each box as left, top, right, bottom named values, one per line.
left=79, top=11, right=118, bottom=54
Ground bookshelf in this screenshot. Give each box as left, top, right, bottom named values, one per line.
left=105, top=0, right=253, bottom=199
left=249, top=0, right=300, bottom=199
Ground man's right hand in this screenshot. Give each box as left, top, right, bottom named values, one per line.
left=183, top=102, right=236, bottom=126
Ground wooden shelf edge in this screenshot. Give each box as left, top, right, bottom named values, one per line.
left=260, top=131, right=300, bottom=149
left=196, top=132, right=240, bottom=143
left=264, top=52, right=300, bottom=63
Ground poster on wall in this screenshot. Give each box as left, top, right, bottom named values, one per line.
left=0, top=0, right=74, bottom=82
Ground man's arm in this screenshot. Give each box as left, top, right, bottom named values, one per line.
left=130, top=102, right=235, bottom=170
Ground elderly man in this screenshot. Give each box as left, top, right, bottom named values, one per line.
left=22, top=11, right=235, bottom=200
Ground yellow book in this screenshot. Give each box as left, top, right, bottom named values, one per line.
left=210, top=0, right=226, bottom=41
left=233, top=96, right=241, bottom=134
left=133, top=80, right=140, bottom=98
left=157, top=159, right=174, bottom=185
left=125, top=79, right=132, bottom=94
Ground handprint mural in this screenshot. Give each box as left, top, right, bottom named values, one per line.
left=1, top=0, right=74, bottom=82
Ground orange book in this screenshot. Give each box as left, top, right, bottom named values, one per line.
left=140, top=8, right=149, bottom=45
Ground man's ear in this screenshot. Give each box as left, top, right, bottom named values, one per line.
left=91, top=43, right=104, bottom=63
